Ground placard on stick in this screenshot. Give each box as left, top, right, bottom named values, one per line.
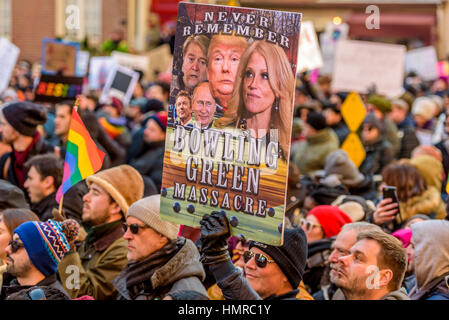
left=99, top=65, right=139, bottom=106
left=159, top=2, right=302, bottom=246
left=41, top=38, right=79, bottom=76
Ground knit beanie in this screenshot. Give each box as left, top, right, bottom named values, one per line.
left=307, top=205, right=352, bottom=238
left=249, top=227, right=308, bottom=289
left=143, top=99, right=164, bottom=114
left=126, top=194, right=179, bottom=240
left=392, top=228, right=412, bottom=248
left=364, top=111, right=383, bottom=128
left=411, top=97, right=437, bottom=122
left=306, top=111, right=327, bottom=131
left=391, top=99, right=409, bottom=112
left=1, top=102, right=47, bottom=137
left=331, top=195, right=375, bottom=222
left=323, top=150, right=364, bottom=187
left=14, top=219, right=79, bottom=277
left=367, top=95, right=392, bottom=114
left=308, top=184, right=350, bottom=205
left=149, top=111, right=168, bottom=132
left=86, top=165, right=144, bottom=215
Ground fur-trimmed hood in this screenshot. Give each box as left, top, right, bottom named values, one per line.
left=398, top=186, right=446, bottom=223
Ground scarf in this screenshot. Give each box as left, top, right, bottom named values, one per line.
left=125, top=239, right=178, bottom=298
left=13, top=131, right=40, bottom=188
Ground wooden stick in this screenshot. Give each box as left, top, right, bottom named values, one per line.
left=58, top=195, right=66, bottom=219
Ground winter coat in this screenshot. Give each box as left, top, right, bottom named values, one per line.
left=292, top=128, right=339, bottom=176
left=113, top=238, right=207, bottom=300
left=209, top=260, right=300, bottom=300
left=397, top=186, right=446, bottom=223
left=129, top=141, right=165, bottom=191
left=381, top=287, right=410, bottom=300
left=0, top=135, right=54, bottom=192
left=30, top=192, right=58, bottom=221
left=410, top=155, right=443, bottom=192
left=397, top=115, right=420, bottom=159
left=384, top=118, right=401, bottom=157
left=409, top=220, right=449, bottom=300
left=359, top=139, right=394, bottom=176
left=330, top=121, right=350, bottom=146
left=1, top=274, right=70, bottom=300
left=58, top=220, right=128, bottom=300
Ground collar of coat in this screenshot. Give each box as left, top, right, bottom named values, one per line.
left=84, top=220, right=124, bottom=252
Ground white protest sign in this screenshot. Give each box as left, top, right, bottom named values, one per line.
left=75, top=51, right=90, bottom=77
left=88, top=56, right=117, bottom=90
left=319, top=22, right=349, bottom=75
left=99, top=65, right=139, bottom=107
left=0, top=38, right=20, bottom=93
left=405, top=46, right=439, bottom=81
left=111, top=51, right=149, bottom=75
left=331, top=40, right=406, bottom=98
left=297, top=21, right=323, bottom=73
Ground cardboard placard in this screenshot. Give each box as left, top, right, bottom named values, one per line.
left=99, top=65, right=139, bottom=106
left=111, top=51, right=150, bottom=76
left=297, top=21, right=323, bottom=73
left=0, top=38, right=20, bottom=93
left=88, top=56, right=117, bottom=90
left=159, top=2, right=302, bottom=246
left=405, top=46, right=439, bottom=81
left=34, top=74, right=84, bottom=103
left=41, top=38, right=79, bottom=76
left=331, top=40, right=406, bottom=98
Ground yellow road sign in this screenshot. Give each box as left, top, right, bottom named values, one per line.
left=341, top=92, right=366, bottom=132
left=341, top=132, right=366, bottom=168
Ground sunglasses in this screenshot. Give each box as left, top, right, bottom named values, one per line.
left=300, top=219, right=322, bottom=233
left=9, top=239, right=24, bottom=253
left=243, top=250, right=275, bottom=268
left=122, top=223, right=149, bottom=234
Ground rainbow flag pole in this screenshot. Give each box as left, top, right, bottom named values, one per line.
left=56, top=98, right=105, bottom=217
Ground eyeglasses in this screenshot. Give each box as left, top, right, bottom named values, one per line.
left=243, top=250, right=275, bottom=268
left=122, top=223, right=150, bottom=234
left=300, top=219, right=322, bottom=233
left=9, top=239, right=24, bottom=253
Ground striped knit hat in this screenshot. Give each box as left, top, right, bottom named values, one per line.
left=14, top=219, right=79, bottom=277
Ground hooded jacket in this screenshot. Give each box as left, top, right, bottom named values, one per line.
left=409, top=155, right=443, bottom=192
left=381, top=287, right=410, bottom=300
left=292, top=128, right=339, bottom=176
left=409, top=220, right=449, bottom=300
left=398, top=186, right=446, bottom=223
left=113, top=238, right=207, bottom=300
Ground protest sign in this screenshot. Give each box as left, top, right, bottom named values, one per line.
left=319, top=22, right=348, bottom=76
left=99, top=65, right=139, bottom=106
left=0, top=38, right=20, bottom=93
left=331, top=40, right=406, bottom=98
left=437, top=61, right=449, bottom=78
left=76, top=51, right=90, bottom=77
left=145, top=43, right=172, bottom=83
left=159, top=2, right=302, bottom=245
left=88, top=56, right=117, bottom=90
left=41, top=38, right=79, bottom=76
left=111, top=51, right=149, bottom=76
left=34, top=74, right=84, bottom=103
left=297, top=21, right=323, bottom=73
left=405, top=46, right=438, bottom=81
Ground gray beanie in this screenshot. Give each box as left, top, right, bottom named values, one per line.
left=323, top=150, right=364, bottom=187
left=126, top=195, right=179, bottom=240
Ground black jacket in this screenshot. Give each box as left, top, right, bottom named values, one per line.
left=31, top=192, right=58, bottom=221
left=209, top=260, right=300, bottom=300
left=0, top=137, right=54, bottom=194
left=129, top=141, right=165, bottom=191
left=1, top=273, right=70, bottom=300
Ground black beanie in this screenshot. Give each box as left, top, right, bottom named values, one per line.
left=306, top=111, right=327, bottom=131
left=1, top=102, right=47, bottom=137
left=249, top=227, right=308, bottom=289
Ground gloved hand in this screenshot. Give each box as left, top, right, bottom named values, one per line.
left=199, top=211, right=231, bottom=265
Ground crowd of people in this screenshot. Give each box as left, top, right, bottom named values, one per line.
left=0, top=20, right=449, bottom=301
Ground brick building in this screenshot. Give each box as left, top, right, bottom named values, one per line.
left=0, top=0, right=131, bottom=63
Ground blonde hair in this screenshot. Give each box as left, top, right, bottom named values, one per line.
left=215, top=40, right=294, bottom=159
left=207, top=33, right=248, bottom=64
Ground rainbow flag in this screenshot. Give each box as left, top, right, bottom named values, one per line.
left=56, top=108, right=105, bottom=203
